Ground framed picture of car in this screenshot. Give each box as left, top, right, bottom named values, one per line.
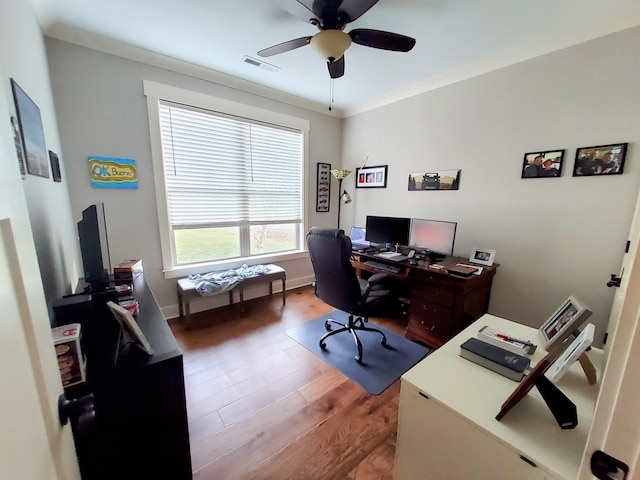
left=316, top=162, right=331, bottom=212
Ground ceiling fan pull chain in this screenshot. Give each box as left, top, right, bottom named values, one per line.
left=328, top=77, right=334, bottom=111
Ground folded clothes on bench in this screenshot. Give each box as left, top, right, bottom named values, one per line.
left=188, top=264, right=269, bottom=296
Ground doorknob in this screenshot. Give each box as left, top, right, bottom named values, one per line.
left=591, top=450, right=628, bottom=479
left=607, top=274, right=622, bottom=288
left=58, top=392, right=95, bottom=435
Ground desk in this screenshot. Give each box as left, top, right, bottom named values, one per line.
left=352, top=252, right=498, bottom=348
left=395, top=314, right=602, bottom=480
left=64, top=276, right=191, bottom=479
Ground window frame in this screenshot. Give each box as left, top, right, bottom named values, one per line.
left=144, top=81, right=310, bottom=278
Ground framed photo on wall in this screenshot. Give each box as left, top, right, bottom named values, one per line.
left=521, top=150, right=564, bottom=178
left=356, top=165, right=387, bottom=188
left=316, top=162, right=331, bottom=212
left=573, top=143, right=628, bottom=176
left=10, top=79, right=49, bottom=178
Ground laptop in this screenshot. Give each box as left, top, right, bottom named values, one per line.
left=349, top=226, right=370, bottom=251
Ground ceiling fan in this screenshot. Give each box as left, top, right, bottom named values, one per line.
left=258, top=0, right=416, bottom=79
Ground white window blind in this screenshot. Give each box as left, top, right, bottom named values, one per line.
left=158, top=101, right=303, bottom=230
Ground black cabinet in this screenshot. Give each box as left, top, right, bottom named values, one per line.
left=62, top=276, right=191, bottom=479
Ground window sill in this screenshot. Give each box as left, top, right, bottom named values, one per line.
left=162, top=250, right=309, bottom=280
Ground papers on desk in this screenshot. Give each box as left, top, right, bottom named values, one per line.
left=376, top=252, right=408, bottom=262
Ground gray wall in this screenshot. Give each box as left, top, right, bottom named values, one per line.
left=46, top=38, right=342, bottom=317
left=1, top=0, right=79, bottom=317
left=340, top=26, right=640, bottom=343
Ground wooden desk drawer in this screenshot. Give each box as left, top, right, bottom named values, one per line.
left=408, top=301, right=452, bottom=344
left=412, top=285, right=455, bottom=307
left=411, top=270, right=455, bottom=288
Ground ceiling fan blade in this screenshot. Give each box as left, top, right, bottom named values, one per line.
left=272, top=0, right=320, bottom=25
left=327, top=56, right=345, bottom=79
left=337, top=0, right=379, bottom=24
left=257, top=36, right=313, bottom=57
left=349, top=28, right=416, bottom=52
left=297, top=0, right=378, bottom=28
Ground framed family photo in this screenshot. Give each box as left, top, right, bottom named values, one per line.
left=538, top=295, right=592, bottom=350
left=356, top=165, right=387, bottom=188
left=573, top=143, right=628, bottom=176
left=469, top=247, right=495, bottom=266
left=521, top=150, right=564, bottom=178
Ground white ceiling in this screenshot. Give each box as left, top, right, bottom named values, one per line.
left=34, top=0, right=640, bottom=115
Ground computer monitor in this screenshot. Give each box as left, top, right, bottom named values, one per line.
left=409, top=218, right=457, bottom=256
left=365, top=216, right=411, bottom=246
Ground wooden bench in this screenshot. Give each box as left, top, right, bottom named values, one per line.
left=177, top=264, right=286, bottom=326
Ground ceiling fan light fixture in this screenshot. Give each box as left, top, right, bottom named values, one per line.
left=310, top=30, right=352, bottom=62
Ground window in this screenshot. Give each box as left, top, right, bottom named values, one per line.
left=144, top=82, right=308, bottom=273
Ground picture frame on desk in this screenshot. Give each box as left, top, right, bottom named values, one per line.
left=469, top=247, right=495, bottom=266
left=106, top=301, right=153, bottom=355
left=547, top=323, right=595, bottom=383
left=538, top=295, right=592, bottom=351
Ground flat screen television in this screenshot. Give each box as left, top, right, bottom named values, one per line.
left=78, top=203, right=111, bottom=292
left=365, top=215, right=411, bottom=246
left=409, top=218, right=457, bottom=256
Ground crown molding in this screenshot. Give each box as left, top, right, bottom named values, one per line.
left=44, top=24, right=343, bottom=118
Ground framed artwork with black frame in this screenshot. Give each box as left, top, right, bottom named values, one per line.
left=316, top=162, right=331, bottom=212
left=49, top=150, right=62, bottom=182
left=573, top=143, right=628, bottom=176
left=356, top=165, right=387, bottom=188
left=521, top=149, right=564, bottom=178
left=10, top=79, right=49, bottom=178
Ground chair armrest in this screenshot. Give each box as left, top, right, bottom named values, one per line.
left=367, top=272, right=390, bottom=286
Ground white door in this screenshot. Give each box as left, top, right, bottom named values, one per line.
left=578, top=189, right=640, bottom=479
left=0, top=72, right=79, bottom=478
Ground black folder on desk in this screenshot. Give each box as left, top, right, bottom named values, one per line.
left=460, top=338, right=530, bottom=381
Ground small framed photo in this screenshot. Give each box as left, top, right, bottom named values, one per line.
left=49, top=150, right=62, bottom=182
left=106, top=301, right=153, bottom=355
left=573, top=143, right=628, bottom=176
left=469, top=247, right=495, bottom=266
left=521, top=150, right=564, bottom=178
left=356, top=165, right=387, bottom=188
left=547, top=323, right=594, bottom=383
left=538, top=295, right=592, bottom=351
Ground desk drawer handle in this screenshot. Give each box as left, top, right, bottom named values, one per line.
left=420, top=320, right=435, bottom=331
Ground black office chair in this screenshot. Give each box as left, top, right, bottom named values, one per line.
left=306, top=227, right=392, bottom=363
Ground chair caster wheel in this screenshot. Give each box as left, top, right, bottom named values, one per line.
left=320, top=342, right=326, bottom=350
left=324, top=321, right=332, bottom=331
left=355, top=355, right=362, bottom=363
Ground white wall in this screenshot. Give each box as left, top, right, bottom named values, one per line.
left=0, top=0, right=81, bottom=476
left=45, top=38, right=342, bottom=317
left=341, top=27, right=640, bottom=344
left=0, top=0, right=79, bottom=312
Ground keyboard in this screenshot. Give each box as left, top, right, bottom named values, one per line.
left=364, top=260, right=401, bottom=274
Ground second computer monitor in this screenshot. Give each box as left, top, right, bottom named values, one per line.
left=409, top=218, right=457, bottom=256
left=365, top=216, right=411, bottom=246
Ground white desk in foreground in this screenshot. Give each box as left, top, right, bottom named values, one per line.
left=395, top=314, right=603, bottom=480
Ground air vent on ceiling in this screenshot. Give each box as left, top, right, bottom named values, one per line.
left=243, top=56, right=280, bottom=73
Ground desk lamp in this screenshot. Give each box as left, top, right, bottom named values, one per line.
left=331, top=169, right=351, bottom=229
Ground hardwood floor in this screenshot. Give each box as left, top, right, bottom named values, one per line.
left=170, top=286, right=408, bottom=480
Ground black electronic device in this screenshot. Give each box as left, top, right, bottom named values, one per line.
left=409, top=218, right=457, bottom=256
left=365, top=215, right=411, bottom=246
left=77, top=203, right=112, bottom=292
